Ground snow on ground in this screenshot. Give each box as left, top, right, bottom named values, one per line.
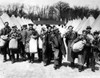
left=0, top=54, right=100, bottom=78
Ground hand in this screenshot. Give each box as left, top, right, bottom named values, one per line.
left=64, top=54, right=66, bottom=57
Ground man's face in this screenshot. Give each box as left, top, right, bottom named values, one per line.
left=4, top=22, right=9, bottom=27
left=23, top=27, right=27, bottom=30
left=29, top=25, right=33, bottom=29
left=47, top=27, right=51, bottom=32
left=83, top=32, right=87, bottom=36
left=87, top=29, right=91, bottom=33
left=12, top=28, right=17, bottom=32
left=94, top=34, right=99, bottom=39
left=68, top=27, right=73, bottom=31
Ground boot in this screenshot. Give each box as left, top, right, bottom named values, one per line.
left=70, top=62, right=75, bottom=69
left=78, top=65, right=84, bottom=72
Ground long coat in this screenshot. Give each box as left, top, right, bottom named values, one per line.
left=51, top=31, right=66, bottom=56
left=65, top=30, right=78, bottom=62
left=42, top=31, right=53, bottom=62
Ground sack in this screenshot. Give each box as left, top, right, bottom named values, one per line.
left=72, top=40, right=86, bottom=52
left=87, top=34, right=94, bottom=43
left=29, top=38, right=37, bottom=53
left=9, top=39, right=18, bottom=49
left=1, top=35, right=8, bottom=40
left=0, top=38, right=5, bottom=47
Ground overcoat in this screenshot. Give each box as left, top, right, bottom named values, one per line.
left=65, top=30, right=78, bottom=62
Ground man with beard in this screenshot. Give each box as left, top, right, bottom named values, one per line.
left=65, top=25, right=78, bottom=68
left=51, top=27, right=66, bottom=70
left=0, top=22, right=11, bottom=62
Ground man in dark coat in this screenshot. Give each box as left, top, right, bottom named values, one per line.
left=42, top=25, right=53, bottom=66
left=20, top=25, right=27, bottom=60
left=65, top=25, right=78, bottom=68
left=84, top=26, right=93, bottom=68
left=91, top=31, right=100, bottom=72
left=0, top=22, right=11, bottom=62
left=51, top=27, right=66, bottom=69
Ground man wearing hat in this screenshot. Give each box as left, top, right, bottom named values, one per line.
left=91, top=31, right=100, bottom=72
left=84, top=26, right=93, bottom=68
left=86, top=26, right=92, bottom=34
left=0, top=22, right=11, bottom=62
left=51, top=27, right=66, bottom=69
left=72, top=30, right=89, bottom=72
left=20, top=25, right=28, bottom=60
left=65, top=25, right=78, bottom=68
left=9, top=25, right=22, bottom=63
left=25, top=23, right=39, bottom=63
left=42, top=24, right=53, bottom=66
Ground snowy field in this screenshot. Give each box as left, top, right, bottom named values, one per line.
left=0, top=54, right=100, bottom=78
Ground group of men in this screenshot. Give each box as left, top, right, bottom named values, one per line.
left=0, top=22, right=100, bottom=72
left=64, top=26, right=100, bottom=72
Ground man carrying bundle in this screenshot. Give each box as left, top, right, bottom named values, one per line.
left=0, top=22, right=11, bottom=62
left=65, top=25, right=78, bottom=68
left=72, top=30, right=89, bottom=72
left=9, top=26, right=22, bottom=63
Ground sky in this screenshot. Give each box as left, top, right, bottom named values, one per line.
left=0, top=0, right=100, bottom=9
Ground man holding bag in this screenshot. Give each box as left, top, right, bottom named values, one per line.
left=0, top=22, right=11, bottom=62
left=9, top=26, right=22, bottom=63
left=72, top=30, right=89, bottom=72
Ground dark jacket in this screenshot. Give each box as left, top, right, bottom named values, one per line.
left=0, top=26, right=11, bottom=36
left=51, top=30, right=66, bottom=56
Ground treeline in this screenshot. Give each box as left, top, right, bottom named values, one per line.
left=2, top=1, right=100, bottom=21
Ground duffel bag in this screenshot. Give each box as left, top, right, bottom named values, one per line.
left=72, top=40, right=86, bottom=52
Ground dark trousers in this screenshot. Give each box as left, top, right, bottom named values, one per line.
left=54, top=49, right=62, bottom=66
left=1, top=41, right=11, bottom=61
left=19, top=41, right=26, bottom=59
left=38, top=49, right=43, bottom=62
left=26, top=53, right=34, bottom=62
left=10, top=49, right=19, bottom=62
left=84, top=46, right=92, bottom=67
left=43, top=48, right=52, bottom=64
left=30, top=53, right=34, bottom=62
left=91, top=49, right=99, bottom=70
